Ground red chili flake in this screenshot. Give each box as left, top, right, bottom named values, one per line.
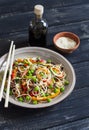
left=29, top=91, right=34, bottom=96
left=24, top=64, right=28, bottom=67
left=11, top=72, right=15, bottom=79
left=13, top=63, right=15, bottom=67
left=40, top=59, right=45, bottom=62
left=21, top=85, right=27, bottom=92
left=43, top=79, right=47, bottom=82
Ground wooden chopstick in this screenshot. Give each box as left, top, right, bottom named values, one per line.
left=0, top=41, right=14, bottom=101
left=4, top=45, right=15, bottom=107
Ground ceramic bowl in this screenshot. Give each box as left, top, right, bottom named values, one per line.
left=53, top=32, right=80, bottom=53
left=0, top=47, right=76, bottom=108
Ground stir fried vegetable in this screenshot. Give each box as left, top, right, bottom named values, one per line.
left=5, top=57, right=69, bottom=104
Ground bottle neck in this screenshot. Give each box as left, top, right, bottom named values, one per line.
left=35, top=14, right=43, bottom=21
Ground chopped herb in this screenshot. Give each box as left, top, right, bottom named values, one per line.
left=54, top=88, right=59, bottom=93
left=9, top=90, right=13, bottom=95
left=18, top=97, right=24, bottom=102
left=32, top=76, right=38, bottom=83
left=34, top=86, right=40, bottom=91
left=60, top=86, right=65, bottom=92
left=64, top=80, right=69, bottom=85
left=39, top=72, right=45, bottom=76
left=47, top=98, right=51, bottom=102
left=25, top=75, right=38, bottom=82
left=49, top=85, right=53, bottom=89
left=14, top=61, right=18, bottom=65
left=30, top=69, right=34, bottom=74
left=23, top=59, right=30, bottom=65
left=45, top=93, right=49, bottom=96
left=15, top=77, right=20, bottom=83
left=41, top=93, right=45, bottom=97
left=26, top=95, right=31, bottom=101
left=47, top=59, right=51, bottom=63
left=27, top=71, right=32, bottom=76
left=33, top=100, right=38, bottom=104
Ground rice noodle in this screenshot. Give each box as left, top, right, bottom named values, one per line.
left=6, top=57, right=69, bottom=104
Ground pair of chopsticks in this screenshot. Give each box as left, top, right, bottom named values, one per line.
left=0, top=41, right=15, bottom=107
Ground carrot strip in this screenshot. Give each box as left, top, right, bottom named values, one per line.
left=17, top=59, right=23, bottom=62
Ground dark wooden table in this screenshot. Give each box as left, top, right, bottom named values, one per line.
left=0, top=0, right=89, bottom=130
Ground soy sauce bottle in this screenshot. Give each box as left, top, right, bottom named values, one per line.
left=29, top=5, right=48, bottom=47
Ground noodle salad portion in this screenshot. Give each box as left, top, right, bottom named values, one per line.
left=5, top=57, right=69, bottom=104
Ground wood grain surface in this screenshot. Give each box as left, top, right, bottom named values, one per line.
left=0, top=0, right=89, bottom=130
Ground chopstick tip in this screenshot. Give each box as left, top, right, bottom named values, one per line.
left=4, top=104, right=8, bottom=108
left=11, top=40, right=14, bottom=44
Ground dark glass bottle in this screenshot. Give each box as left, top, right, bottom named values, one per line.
left=29, top=5, right=48, bottom=47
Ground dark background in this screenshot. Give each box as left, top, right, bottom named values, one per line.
left=0, top=0, right=89, bottom=130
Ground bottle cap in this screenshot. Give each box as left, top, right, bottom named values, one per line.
left=34, top=5, right=44, bottom=15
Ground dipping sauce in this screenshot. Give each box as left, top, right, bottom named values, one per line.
left=56, top=37, right=76, bottom=49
